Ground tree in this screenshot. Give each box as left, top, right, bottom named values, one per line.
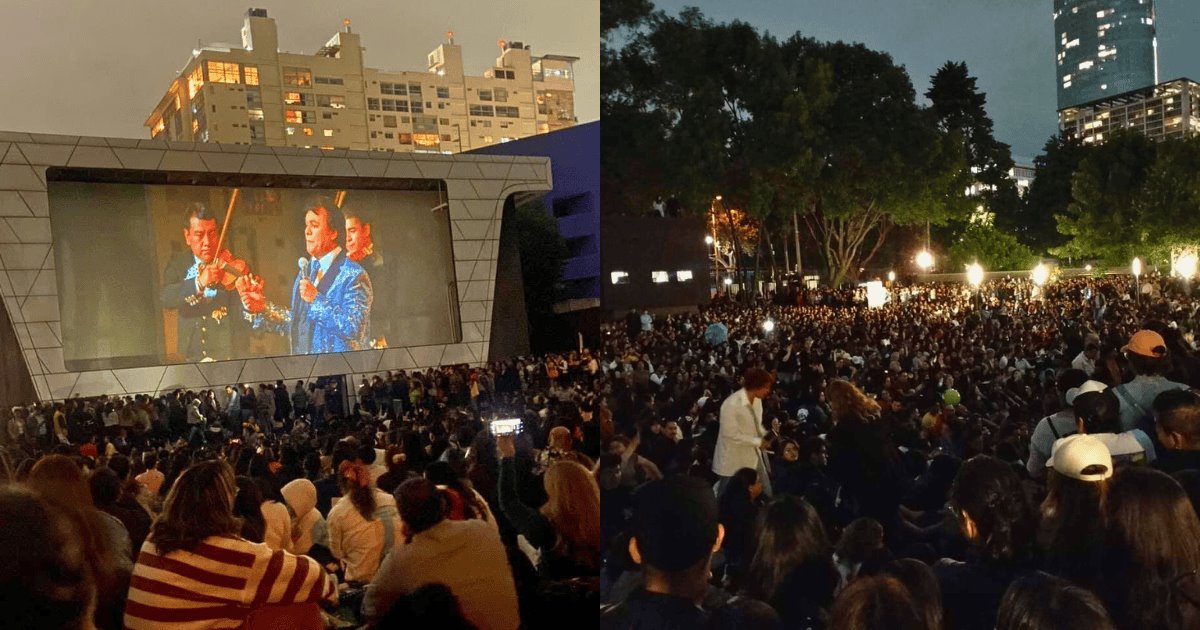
left=946, top=222, right=1039, bottom=271
left=1017, top=133, right=1088, bottom=253
left=1138, top=137, right=1200, bottom=255
left=1053, top=130, right=1158, bottom=264
left=803, top=43, right=972, bottom=286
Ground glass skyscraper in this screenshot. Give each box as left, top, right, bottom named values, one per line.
left=1053, top=0, right=1158, bottom=110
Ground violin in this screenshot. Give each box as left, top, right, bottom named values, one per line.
left=198, top=249, right=251, bottom=291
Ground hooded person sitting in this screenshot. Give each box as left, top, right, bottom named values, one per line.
left=282, top=478, right=334, bottom=566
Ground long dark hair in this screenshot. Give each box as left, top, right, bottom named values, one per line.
left=338, top=460, right=377, bottom=520
left=830, top=574, right=925, bottom=630
left=997, top=571, right=1114, bottom=630
left=425, top=460, right=487, bottom=522
left=949, top=455, right=1035, bottom=567
left=150, top=460, right=241, bottom=556
left=233, top=476, right=266, bottom=543
left=1040, top=470, right=1107, bottom=585
left=1101, top=467, right=1200, bottom=630
left=743, top=496, right=835, bottom=604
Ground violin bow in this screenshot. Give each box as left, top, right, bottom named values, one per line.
left=213, top=188, right=239, bottom=263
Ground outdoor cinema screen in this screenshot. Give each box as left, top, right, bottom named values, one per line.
left=47, top=167, right=460, bottom=371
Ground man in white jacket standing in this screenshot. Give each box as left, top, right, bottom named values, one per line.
left=712, top=367, right=775, bottom=498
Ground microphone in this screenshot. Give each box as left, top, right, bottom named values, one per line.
left=298, top=257, right=309, bottom=280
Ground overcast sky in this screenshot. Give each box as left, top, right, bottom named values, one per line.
left=653, top=0, right=1200, bottom=159
left=0, top=0, right=598, bottom=139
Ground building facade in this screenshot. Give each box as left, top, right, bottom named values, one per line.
left=1059, top=78, right=1200, bottom=144
left=145, top=8, right=578, bottom=154
left=471, top=123, right=600, bottom=313
left=1054, top=0, right=1157, bottom=111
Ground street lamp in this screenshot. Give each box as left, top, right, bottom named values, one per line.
left=966, top=262, right=984, bottom=288
left=1031, top=263, right=1049, bottom=287
left=1132, top=257, right=1142, bottom=304
left=724, top=277, right=733, bottom=286
left=887, top=270, right=896, bottom=283
left=1173, top=251, right=1198, bottom=279
left=705, top=235, right=714, bottom=245
left=916, top=250, right=934, bottom=272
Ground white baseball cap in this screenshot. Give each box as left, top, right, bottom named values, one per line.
left=1065, top=379, right=1109, bottom=406
left=1046, top=434, right=1113, bottom=481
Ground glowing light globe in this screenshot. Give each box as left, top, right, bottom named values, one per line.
left=943, top=388, right=961, bottom=406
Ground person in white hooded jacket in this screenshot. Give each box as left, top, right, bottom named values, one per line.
left=282, top=478, right=332, bottom=561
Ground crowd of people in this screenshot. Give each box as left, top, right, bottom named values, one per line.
left=10, top=269, right=1200, bottom=628
left=1, top=364, right=601, bottom=629
left=600, top=272, right=1200, bottom=629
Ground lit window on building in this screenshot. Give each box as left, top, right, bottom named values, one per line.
left=244, top=65, right=259, bottom=85
left=676, top=270, right=694, bottom=282
left=283, top=67, right=312, bottom=87
left=302, top=127, right=314, bottom=136
left=1079, top=61, right=1094, bottom=70
left=1065, top=38, right=1080, bottom=49
left=286, top=127, right=296, bottom=135
left=248, top=108, right=264, bottom=121
left=187, top=66, right=204, bottom=98
left=413, top=133, right=440, bottom=147
left=323, top=129, right=334, bottom=137
left=207, top=61, right=241, bottom=84
left=317, top=94, right=346, bottom=109
left=651, top=271, right=670, bottom=284
left=610, top=271, right=629, bottom=285
left=398, top=133, right=413, bottom=144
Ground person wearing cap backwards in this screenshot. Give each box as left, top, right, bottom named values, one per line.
left=1040, top=434, right=1113, bottom=588
left=600, top=476, right=780, bottom=629
left=1027, top=369, right=1090, bottom=478
left=1112, top=330, right=1188, bottom=436
left=1069, top=380, right=1156, bottom=466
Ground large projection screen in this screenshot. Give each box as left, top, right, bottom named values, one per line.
left=47, top=168, right=459, bottom=371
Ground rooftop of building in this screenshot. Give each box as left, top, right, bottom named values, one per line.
left=1058, top=77, right=1199, bottom=112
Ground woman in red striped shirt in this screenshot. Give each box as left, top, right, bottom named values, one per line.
left=125, top=459, right=338, bottom=630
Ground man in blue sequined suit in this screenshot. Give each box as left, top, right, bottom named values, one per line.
left=237, top=202, right=373, bottom=354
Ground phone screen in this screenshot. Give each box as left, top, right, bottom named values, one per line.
left=491, top=418, right=523, bottom=436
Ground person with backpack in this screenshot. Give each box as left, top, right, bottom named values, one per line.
left=1112, top=330, right=1188, bottom=437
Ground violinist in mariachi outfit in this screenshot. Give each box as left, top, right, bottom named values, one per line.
left=160, top=202, right=250, bottom=362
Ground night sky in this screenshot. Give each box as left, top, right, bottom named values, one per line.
left=652, top=0, right=1200, bottom=159
left=0, top=0, right=598, bottom=140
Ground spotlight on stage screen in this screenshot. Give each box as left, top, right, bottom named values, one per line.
left=916, top=250, right=934, bottom=271
left=762, top=319, right=775, bottom=334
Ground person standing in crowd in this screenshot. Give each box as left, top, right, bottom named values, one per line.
left=713, top=368, right=775, bottom=498
left=996, top=572, right=1115, bottom=630
left=1112, top=330, right=1188, bottom=435
left=237, top=200, right=374, bottom=354
left=741, top=496, right=839, bottom=628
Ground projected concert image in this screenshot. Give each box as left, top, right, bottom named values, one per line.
left=49, top=176, right=459, bottom=370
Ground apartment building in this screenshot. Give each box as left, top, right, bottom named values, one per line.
left=145, top=8, right=578, bottom=153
